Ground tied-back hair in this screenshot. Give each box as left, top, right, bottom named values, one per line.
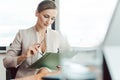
left=37, top=0, right=57, bottom=13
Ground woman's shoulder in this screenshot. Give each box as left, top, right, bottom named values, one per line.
left=19, top=26, right=34, bottom=32
left=17, top=26, right=35, bottom=35
left=16, top=26, right=35, bottom=38
left=47, top=28, right=66, bottom=41
left=47, top=28, right=61, bottom=36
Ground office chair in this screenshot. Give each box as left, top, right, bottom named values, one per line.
left=6, top=43, right=21, bottom=80
left=6, top=67, right=19, bottom=80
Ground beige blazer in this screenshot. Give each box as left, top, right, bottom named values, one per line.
left=3, top=26, right=69, bottom=78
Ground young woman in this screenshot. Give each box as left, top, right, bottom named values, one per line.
left=3, top=0, right=69, bottom=79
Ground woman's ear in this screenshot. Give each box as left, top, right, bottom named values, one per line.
left=35, top=10, right=39, bottom=17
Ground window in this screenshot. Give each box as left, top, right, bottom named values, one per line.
left=59, top=0, right=118, bottom=47
left=0, top=0, right=42, bottom=46
left=0, top=0, right=118, bottom=47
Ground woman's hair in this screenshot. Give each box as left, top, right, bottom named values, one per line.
left=37, top=0, right=57, bottom=13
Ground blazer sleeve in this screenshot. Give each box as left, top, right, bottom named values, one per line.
left=3, top=30, right=22, bottom=68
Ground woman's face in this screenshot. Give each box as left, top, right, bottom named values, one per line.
left=36, top=9, right=57, bottom=28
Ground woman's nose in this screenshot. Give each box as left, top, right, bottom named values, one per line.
left=46, top=19, right=52, bottom=25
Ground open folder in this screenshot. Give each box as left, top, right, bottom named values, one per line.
left=29, top=52, right=60, bottom=70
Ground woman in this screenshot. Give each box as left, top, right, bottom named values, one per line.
left=3, top=0, right=69, bottom=79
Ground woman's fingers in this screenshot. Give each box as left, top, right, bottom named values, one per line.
left=56, top=66, right=61, bottom=70
left=26, top=43, right=41, bottom=57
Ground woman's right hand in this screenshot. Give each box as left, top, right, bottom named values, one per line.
left=25, top=43, right=40, bottom=58
left=17, top=43, right=40, bottom=65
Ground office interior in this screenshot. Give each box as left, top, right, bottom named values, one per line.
left=0, top=0, right=120, bottom=80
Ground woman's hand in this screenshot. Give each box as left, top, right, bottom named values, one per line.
left=36, top=66, right=62, bottom=79
left=17, top=43, right=40, bottom=65
left=25, top=43, right=40, bottom=58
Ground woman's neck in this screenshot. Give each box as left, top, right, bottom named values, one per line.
left=35, top=25, right=47, bottom=34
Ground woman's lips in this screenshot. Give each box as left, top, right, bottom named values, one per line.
left=44, top=23, right=49, bottom=27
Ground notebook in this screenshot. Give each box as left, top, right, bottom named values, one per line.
left=29, top=52, right=60, bottom=70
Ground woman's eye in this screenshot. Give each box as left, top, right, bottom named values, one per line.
left=51, top=17, right=55, bottom=20
left=43, top=15, right=55, bottom=21
left=44, top=15, right=49, bottom=18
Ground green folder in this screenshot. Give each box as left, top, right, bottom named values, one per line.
left=29, top=52, right=60, bottom=70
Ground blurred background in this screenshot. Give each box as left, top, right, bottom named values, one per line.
left=0, top=0, right=120, bottom=80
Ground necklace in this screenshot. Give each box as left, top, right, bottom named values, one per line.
left=36, top=32, right=46, bottom=55
left=37, top=32, right=46, bottom=45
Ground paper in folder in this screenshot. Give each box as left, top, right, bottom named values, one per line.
left=29, top=52, right=60, bottom=70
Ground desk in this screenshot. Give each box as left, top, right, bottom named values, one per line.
left=103, top=46, right=120, bottom=80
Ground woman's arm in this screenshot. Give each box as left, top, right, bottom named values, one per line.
left=15, top=67, right=61, bottom=80
left=3, top=29, right=40, bottom=68
left=15, top=75, right=39, bottom=80
left=3, top=31, right=23, bottom=68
